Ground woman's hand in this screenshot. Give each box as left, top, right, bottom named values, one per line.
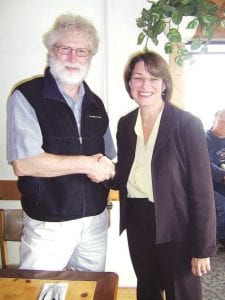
left=86, top=154, right=115, bottom=183
left=191, top=257, right=210, bottom=276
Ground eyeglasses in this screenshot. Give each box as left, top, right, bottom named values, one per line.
left=55, top=45, right=91, bottom=57
left=131, top=75, right=161, bottom=85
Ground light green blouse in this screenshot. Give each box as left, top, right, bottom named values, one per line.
left=127, top=109, right=162, bottom=202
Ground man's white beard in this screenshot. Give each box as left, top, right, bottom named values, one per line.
left=48, top=55, right=90, bottom=86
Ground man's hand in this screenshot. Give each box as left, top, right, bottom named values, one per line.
left=191, top=257, right=210, bottom=276
left=87, top=154, right=115, bottom=183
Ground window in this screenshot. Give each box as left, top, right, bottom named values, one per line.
left=184, top=43, right=225, bottom=130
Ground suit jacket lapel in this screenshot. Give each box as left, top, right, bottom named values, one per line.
left=154, top=103, right=177, bottom=156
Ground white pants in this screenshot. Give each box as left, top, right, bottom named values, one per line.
left=19, top=208, right=108, bottom=271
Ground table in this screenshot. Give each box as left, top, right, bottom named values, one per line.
left=0, top=268, right=118, bottom=300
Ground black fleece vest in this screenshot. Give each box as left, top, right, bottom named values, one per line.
left=16, top=73, right=109, bottom=221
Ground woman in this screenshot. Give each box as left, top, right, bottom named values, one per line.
left=112, top=51, right=217, bottom=300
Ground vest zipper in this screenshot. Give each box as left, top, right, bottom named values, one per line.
left=79, top=134, right=86, bottom=217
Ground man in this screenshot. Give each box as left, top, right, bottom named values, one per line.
left=7, top=13, right=116, bottom=271
left=206, top=109, right=225, bottom=247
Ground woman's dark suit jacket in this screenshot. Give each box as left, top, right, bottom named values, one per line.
left=113, top=102, right=217, bottom=258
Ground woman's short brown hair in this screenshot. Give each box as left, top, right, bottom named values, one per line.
left=124, top=51, right=173, bottom=102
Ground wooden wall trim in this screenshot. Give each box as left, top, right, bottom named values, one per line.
left=0, top=180, right=119, bottom=201
left=108, top=190, right=119, bottom=201
left=0, top=180, right=21, bottom=200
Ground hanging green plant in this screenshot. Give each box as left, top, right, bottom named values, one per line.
left=136, top=0, right=225, bottom=66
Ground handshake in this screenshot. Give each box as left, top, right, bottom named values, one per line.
left=87, top=153, right=115, bottom=183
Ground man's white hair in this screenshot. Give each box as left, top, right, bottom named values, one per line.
left=43, top=13, right=99, bottom=56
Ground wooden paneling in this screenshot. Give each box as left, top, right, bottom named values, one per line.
left=194, top=0, right=225, bottom=40
left=108, top=190, right=119, bottom=201
left=0, top=180, right=21, bottom=200
left=213, top=0, right=225, bottom=6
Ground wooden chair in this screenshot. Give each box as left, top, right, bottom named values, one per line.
left=0, top=209, right=23, bottom=268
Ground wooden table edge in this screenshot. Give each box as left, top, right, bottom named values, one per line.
left=0, top=269, right=119, bottom=300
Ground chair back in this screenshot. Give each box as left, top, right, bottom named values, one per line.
left=0, top=209, right=23, bottom=268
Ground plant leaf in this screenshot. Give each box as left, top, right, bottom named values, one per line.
left=171, top=10, right=183, bottom=25
left=165, top=42, right=174, bottom=54
left=191, top=39, right=203, bottom=50
left=180, top=0, right=193, bottom=5
left=167, top=28, right=181, bottom=43
left=161, top=4, right=176, bottom=17
left=154, top=20, right=166, bottom=35
left=186, top=18, right=198, bottom=29
left=202, top=26, right=213, bottom=40
left=150, top=35, right=159, bottom=46
left=175, top=56, right=184, bottom=67
left=178, top=46, right=192, bottom=60
left=137, top=32, right=146, bottom=45
left=136, top=17, right=146, bottom=28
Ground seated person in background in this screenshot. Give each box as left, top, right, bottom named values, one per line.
left=205, top=109, right=225, bottom=247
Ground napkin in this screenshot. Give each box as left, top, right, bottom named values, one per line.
left=38, top=282, right=68, bottom=300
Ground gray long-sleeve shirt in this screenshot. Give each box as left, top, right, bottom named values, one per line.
left=7, top=82, right=116, bottom=163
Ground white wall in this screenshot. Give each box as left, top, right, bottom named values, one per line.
left=106, top=0, right=166, bottom=139
left=0, top=0, right=166, bottom=286
left=0, top=0, right=108, bottom=179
